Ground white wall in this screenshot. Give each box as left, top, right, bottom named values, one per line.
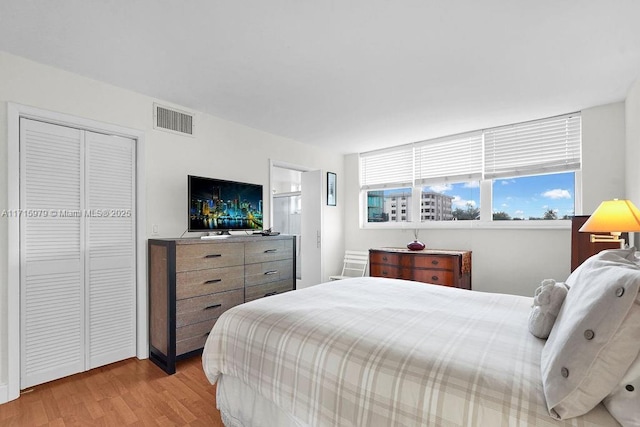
left=626, top=77, right=640, bottom=204
left=344, top=102, right=627, bottom=297
left=0, top=51, right=344, bottom=399
left=582, top=103, right=627, bottom=212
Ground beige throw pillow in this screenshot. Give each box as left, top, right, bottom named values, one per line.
left=541, top=248, right=640, bottom=419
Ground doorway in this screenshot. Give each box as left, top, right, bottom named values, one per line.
left=270, top=161, right=323, bottom=288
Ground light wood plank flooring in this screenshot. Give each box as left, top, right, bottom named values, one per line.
left=0, top=357, right=223, bottom=426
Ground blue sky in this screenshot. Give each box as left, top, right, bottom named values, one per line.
left=424, top=172, right=575, bottom=219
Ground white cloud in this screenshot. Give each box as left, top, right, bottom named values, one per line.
left=543, top=189, right=571, bottom=199
left=429, top=184, right=452, bottom=193
left=463, top=181, right=480, bottom=188
left=515, top=210, right=524, bottom=216
left=452, top=195, right=476, bottom=208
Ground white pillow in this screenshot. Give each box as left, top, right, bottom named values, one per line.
left=541, top=248, right=640, bottom=419
left=603, top=351, right=640, bottom=427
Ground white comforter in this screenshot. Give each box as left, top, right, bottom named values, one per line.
left=203, top=277, right=618, bottom=426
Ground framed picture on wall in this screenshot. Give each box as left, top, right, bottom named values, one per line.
left=327, top=172, right=336, bottom=206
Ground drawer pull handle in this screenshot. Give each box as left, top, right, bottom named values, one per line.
left=204, top=303, right=222, bottom=310
left=264, top=291, right=278, bottom=297
left=382, top=270, right=388, bottom=275
left=264, top=249, right=278, bottom=253
left=432, top=275, right=439, bottom=281
left=204, top=279, right=222, bottom=284
left=205, top=254, right=222, bottom=258
left=382, top=256, right=388, bottom=261
left=264, top=270, right=278, bottom=275
left=431, top=260, right=439, bottom=265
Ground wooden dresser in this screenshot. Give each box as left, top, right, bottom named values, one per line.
left=369, top=248, right=472, bottom=289
left=148, top=235, right=295, bottom=374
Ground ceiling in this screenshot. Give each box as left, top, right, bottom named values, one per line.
left=2, top=1, right=640, bottom=154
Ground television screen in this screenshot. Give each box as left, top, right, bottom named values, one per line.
left=188, top=175, right=263, bottom=232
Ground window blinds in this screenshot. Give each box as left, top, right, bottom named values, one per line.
left=414, top=132, right=483, bottom=185
left=359, top=144, right=414, bottom=189
left=359, top=112, right=581, bottom=188
left=483, top=113, right=581, bottom=179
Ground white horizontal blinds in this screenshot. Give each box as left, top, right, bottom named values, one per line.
left=484, top=113, right=581, bottom=179
left=20, top=118, right=85, bottom=388
left=360, top=144, right=414, bottom=189
left=85, top=132, right=136, bottom=369
left=414, top=132, right=483, bottom=185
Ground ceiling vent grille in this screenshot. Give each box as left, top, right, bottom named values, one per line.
left=154, top=103, right=194, bottom=136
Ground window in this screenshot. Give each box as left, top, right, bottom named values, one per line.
left=421, top=181, right=480, bottom=221
left=492, top=172, right=575, bottom=220
left=359, top=113, right=581, bottom=227
left=366, top=188, right=412, bottom=223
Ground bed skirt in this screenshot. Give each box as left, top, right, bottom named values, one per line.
left=217, top=374, right=308, bottom=427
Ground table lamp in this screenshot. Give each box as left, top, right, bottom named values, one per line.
left=579, top=199, right=640, bottom=245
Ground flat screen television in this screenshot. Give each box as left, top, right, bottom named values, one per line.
left=188, top=175, right=263, bottom=233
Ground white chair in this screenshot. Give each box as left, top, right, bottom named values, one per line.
left=329, top=250, right=369, bottom=280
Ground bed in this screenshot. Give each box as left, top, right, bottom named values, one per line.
left=202, top=250, right=640, bottom=427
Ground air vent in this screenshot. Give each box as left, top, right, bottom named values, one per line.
left=154, top=103, right=194, bottom=136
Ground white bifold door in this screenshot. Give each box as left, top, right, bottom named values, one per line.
left=20, top=118, right=136, bottom=389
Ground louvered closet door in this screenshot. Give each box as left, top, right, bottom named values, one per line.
left=85, top=132, right=136, bottom=369
left=20, top=119, right=85, bottom=388
left=20, top=119, right=137, bottom=389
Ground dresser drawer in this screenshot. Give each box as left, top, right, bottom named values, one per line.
left=413, top=255, right=454, bottom=270
left=176, top=265, right=244, bottom=299
left=245, top=239, right=293, bottom=264
left=411, top=269, right=455, bottom=286
left=245, top=259, right=293, bottom=286
left=176, top=317, right=218, bottom=355
left=176, top=332, right=210, bottom=356
left=245, top=280, right=294, bottom=302
left=370, top=263, right=400, bottom=278
left=176, top=317, right=217, bottom=342
left=370, top=251, right=400, bottom=266
left=176, top=242, right=244, bottom=271
left=176, top=288, right=244, bottom=327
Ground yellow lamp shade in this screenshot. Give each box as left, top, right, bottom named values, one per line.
left=579, top=199, right=640, bottom=233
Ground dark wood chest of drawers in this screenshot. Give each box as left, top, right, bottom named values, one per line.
left=148, top=235, right=295, bottom=374
left=369, top=248, right=471, bottom=289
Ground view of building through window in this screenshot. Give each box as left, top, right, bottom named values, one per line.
left=366, top=172, right=575, bottom=223
left=367, top=182, right=480, bottom=223
left=367, top=188, right=412, bottom=222
left=423, top=182, right=480, bottom=221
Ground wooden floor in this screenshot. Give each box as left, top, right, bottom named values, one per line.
left=0, top=357, right=224, bottom=426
